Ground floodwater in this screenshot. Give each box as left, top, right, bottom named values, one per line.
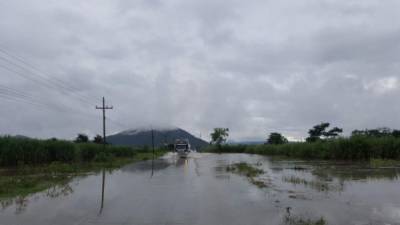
left=1, top=153, right=400, bottom=225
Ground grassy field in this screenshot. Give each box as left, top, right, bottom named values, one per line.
left=0, top=150, right=166, bottom=199
left=0, top=136, right=164, bottom=166
left=0, top=136, right=167, bottom=199
left=205, top=136, right=400, bottom=161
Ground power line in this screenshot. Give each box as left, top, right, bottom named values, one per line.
left=0, top=60, right=93, bottom=105
left=0, top=47, right=129, bottom=133
left=0, top=85, right=101, bottom=121
left=0, top=93, right=56, bottom=113
left=0, top=46, right=99, bottom=102
left=0, top=48, right=100, bottom=106
left=0, top=64, right=108, bottom=123
left=0, top=49, right=125, bottom=125
left=0, top=84, right=69, bottom=111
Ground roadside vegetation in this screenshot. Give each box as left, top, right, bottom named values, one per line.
left=207, top=124, right=400, bottom=161
left=0, top=135, right=165, bottom=166
left=210, top=128, right=229, bottom=152
left=0, top=150, right=165, bottom=200
left=206, top=136, right=400, bottom=160
left=0, top=135, right=167, bottom=200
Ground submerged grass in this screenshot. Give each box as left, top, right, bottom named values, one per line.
left=225, top=162, right=267, bottom=188
left=226, top=162, right=264, bottom=177
left=369, top=158, right=400, bottom=168
left=282, top=175, right=341, bottom=192
left=0, top=150, right=167, bottom=199
left=284, top=215, right=326, bottom=225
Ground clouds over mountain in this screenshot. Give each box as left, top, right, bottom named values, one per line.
left=1, top=0, right=400, bottom=141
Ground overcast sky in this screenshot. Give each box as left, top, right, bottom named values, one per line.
left=1, top=0, right=400, bottom=141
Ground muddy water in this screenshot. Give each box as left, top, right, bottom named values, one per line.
left=1, top=153, right=400, bottom=225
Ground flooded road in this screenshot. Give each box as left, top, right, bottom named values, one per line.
left=1, top=153, right=400, bottom=225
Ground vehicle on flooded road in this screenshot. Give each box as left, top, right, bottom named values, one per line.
left=174, top=139, right=191, bottom=158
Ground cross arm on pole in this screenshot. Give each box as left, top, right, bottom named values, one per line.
left=96, top=106, right=113, bottom=109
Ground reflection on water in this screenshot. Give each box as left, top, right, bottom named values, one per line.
left=312, top=165, right=400, bottom=181
left=46, top=182, right=74, bottom=198
left=269, top=158, right=400, bottom=182
left=282, top=175, right=344, bottom=192
left=1, top=153, right=400, bottom=225
left=0, top=180, right=75, bottom=214
left=99, top=169, right=105, bottom=214
left=121, top=158, right=171, bottom=173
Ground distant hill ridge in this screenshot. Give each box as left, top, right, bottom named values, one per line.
left=107, top=126, right=208, bottom=150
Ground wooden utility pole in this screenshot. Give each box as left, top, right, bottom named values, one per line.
left=96, top=97, right=113, bottom=149
left=151, top=128, right=155, bottom=177
left=151, top=128, right=155, bottom=160
left=96, top=96, right=112, bottom=214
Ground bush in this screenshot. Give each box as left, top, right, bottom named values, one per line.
left=0, top=136, right=139, bottom=167
left=206, top=136, right=400, bottom=160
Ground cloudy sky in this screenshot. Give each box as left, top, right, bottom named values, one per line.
left=1, top=0, right=400, bottom=141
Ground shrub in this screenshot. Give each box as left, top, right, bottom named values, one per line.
left=206, top=136, right=400, bottom=160
left=0, top=137, right=140, bottom=166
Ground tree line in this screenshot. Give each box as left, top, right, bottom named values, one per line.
left=207, top=124, right=400, bottom=160
left=210, top=123, right=400, bottom=146
left=74, top=133, right=104, bottom=144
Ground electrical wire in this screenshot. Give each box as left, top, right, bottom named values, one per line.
left=0, top=46, right=128, bottom=131
left=0, top=46, right=99, bottom=102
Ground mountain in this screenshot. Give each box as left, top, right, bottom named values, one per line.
left=107, top=126, right=209, bottom=150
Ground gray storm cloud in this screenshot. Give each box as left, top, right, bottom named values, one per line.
left=1, top=0, right=400, bottom=141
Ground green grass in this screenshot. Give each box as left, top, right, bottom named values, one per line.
left=0, top=136, right=168, bottom=200
left=0, top=174, right=70, bottom=199
left=205, top=136, right=400, bottom=161
left=0, top=146, right=167, bottom=199
left=0, top=136, right=165, bottom=166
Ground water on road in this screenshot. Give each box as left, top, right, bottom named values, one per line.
left=1, top=153, right=400, bottom=225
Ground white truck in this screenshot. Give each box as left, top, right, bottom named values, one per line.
left=174, top=139, right=190, bottom=158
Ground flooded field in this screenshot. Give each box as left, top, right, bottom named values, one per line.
left=1, top=153, right=400, bottom=225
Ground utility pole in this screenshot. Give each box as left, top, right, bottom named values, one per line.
left=151, top=128, right=155, bottom=160
left=151, top=128, right=155, bottom=177
left=96, top=97, right=113, bottom=149
left=96, top=96, right=112, bottom=214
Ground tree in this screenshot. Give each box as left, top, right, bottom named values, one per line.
left=323, top=127, right=343, bottom=138
left=392, top=129, right=400, bottom=138
left=93, top=134, right=103, bottom=144
left=75, top=133, right=89, bottom=143
left=266, top=132, right=288, bottom=145
left=306, top=122, right=343, bottom=142
left=210, top=128, right=229, bottom=146
left=352, top=127, right=400, bottom=138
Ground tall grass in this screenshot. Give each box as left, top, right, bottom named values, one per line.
left=205, top=136, right=400, bottom=160
left=0, top=137, right=141, bottom=167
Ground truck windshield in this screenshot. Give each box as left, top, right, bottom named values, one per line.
left=176, top=144, right=187, bottom=150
